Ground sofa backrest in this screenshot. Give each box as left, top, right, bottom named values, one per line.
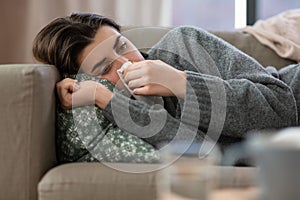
left=211, top=30, right=296, bottom=69
left=122, top=26, right=296, bottom=69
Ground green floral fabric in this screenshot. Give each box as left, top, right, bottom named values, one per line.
left=56, top=74, right=160, bottom=163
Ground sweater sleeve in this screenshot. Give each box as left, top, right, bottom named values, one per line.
left=146, top=26, right=297, bottom=139
left=278, top=63, right=300, bottom=125
left=102, top=92, right=205, bottom=146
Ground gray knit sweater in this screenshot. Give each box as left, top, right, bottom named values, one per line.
left=278, top=63, right=300, bottom=125
left=103, top=26, right=298, bottom=148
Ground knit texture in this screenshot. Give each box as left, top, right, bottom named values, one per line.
left=104, top=26, right=297, bottom=147
left=278, top=63, right=300, bottom=125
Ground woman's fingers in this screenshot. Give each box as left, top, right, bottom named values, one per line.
left=127, top=76, right=146, bottom=89
left=56, top=78, right=113, bottom=109
left=123, top=62, right=144, bottom=82
left=59, top=78, right=80, bottom=92
left=122, top=60, right=186, bottom=97
left=123, top=61, right=154, bottom=86
left=56, top=78, right=80, bottom=109
left=133, top=84, right=173, bottom=96
left=72, top=81, right=98, bottom=107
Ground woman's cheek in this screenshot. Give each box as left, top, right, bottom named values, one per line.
left=100, top=70, right=120, bottom=84
left=127, top=50, right=145, bottom=62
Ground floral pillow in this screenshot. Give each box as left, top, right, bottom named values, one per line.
left=56, top=74, right=160, bottom=163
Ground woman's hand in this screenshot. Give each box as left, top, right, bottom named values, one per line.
left=56, top=78, right=80, bottom=109
left=123, top=60, right=186, bottom=98
left=56, top=78, right=113, bottom=109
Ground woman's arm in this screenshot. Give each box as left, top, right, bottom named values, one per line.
left=102, top=91, right=205, bottom=146
left=151, top=26, right=297, bottom=134
left=56, top=78, right=112, bottom=109
left=103, top=26, right=297, bottom=143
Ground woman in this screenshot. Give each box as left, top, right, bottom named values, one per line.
left=32, top=13, right=297, bottom=163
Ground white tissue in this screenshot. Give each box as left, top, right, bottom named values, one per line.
left=118, top=61, right=132, bottom=73
left=117, top=61, right=134, bottom=95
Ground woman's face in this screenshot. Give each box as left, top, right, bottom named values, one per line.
left=78, top=25, right=145, bottom=84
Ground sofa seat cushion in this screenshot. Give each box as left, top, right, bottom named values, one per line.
left=38, top=162, right=257, bottom=200
left=38, top=162, right=160, bottom=200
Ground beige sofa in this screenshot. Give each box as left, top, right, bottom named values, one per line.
left=0, top=27, right=296, bottom=200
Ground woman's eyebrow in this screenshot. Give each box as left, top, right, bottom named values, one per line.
left=91, top=35, right=122, bottom=73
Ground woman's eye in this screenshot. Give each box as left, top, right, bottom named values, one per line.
left=117, top=42, right=127, bottom=54
left=97, top=64, right=111, bottom=76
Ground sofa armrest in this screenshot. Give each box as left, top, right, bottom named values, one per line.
left=0, top=64, right=60, bottom=200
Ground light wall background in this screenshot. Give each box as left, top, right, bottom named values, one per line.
left=0, top=0, right=172, bottom=64
left=1, top=0, right=298, bottom=64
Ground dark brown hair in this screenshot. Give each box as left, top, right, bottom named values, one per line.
left=32, top=13, right=120, bottom=75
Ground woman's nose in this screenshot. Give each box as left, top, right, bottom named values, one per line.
left=112, top=56, right=129, bottom=69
